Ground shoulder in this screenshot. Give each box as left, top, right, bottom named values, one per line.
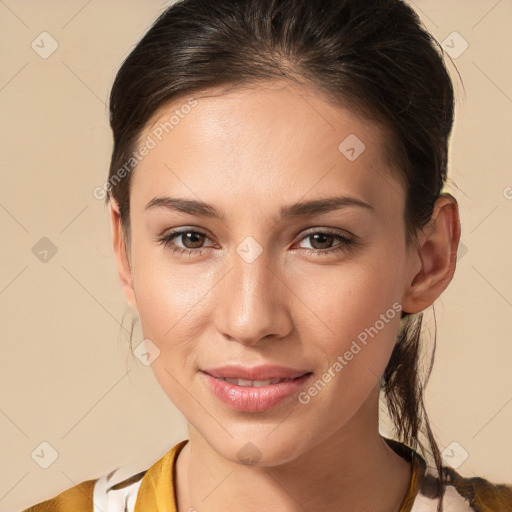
left=412, top=463, right=512, bottom=512
left=19, top=440, right=188, bottom=512
left=20, top=467, right=148, bottom=512
left=20, top=478, right=98, bottom=512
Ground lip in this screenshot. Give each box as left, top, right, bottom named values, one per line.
left=200, top=366, right=313, bottom=413
left=202, top=364, right=311, bottom=381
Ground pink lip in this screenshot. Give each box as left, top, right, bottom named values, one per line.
left=200, top=366, right=313, bottom=412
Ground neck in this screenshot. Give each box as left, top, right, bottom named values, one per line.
left=175, top=386, right=412, bottom=512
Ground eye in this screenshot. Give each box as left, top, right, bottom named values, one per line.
left=295, top=229, right=356, bottom=256
left=157, top=228, right=214, bottom=257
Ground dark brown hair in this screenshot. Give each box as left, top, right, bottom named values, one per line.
left=106, top=1, right=460, bottom=509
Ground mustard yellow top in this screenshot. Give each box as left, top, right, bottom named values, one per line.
left=21, top=438, right=512, bottom=512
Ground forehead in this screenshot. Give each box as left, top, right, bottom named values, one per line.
left=131, top=80, right=405, bottom=216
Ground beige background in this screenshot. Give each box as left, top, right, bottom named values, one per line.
left=1, top=1, right=511, bottom=510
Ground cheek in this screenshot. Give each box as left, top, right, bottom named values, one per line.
left=290, top=243, right=405, bottom=400
left=292, top=239, right=405, bottom=337
left=129, top=243, right=216, bottom=394
left=131, top=238, right=211, bottom=335
left=131, top=250, right=212, bottom=410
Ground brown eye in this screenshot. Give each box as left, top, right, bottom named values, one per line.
left=297, top=230, right=356, bottom=257
left=157, top=229, right=214, bottom=256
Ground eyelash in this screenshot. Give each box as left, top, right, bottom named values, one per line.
left=157, top=228, right=356, bottom=257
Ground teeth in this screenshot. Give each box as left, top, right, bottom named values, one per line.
left=217, top=377, right=288, bottom=387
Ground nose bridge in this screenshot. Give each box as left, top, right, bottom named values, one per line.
left=216, top=238, right=290, bottom=344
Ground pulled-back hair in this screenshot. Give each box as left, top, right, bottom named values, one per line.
left=107, top=1, right=460, bottom=509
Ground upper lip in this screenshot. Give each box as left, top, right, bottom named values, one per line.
left=202, top=365, right=312, bottom=381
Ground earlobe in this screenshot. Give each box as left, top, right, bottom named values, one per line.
left=109, top=201, right=139, bottom=313
left=401, top=194, right=461, bottom=315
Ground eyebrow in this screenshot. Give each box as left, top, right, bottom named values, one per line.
left=145, top=195, right=374, bottom=220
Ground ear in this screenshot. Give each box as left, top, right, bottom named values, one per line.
left=109, top=200, right=139, bottom=313
left=401, top=193, right=461, bottom=315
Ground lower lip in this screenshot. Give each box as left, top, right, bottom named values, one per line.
left=201, top=372, right=313, bottom=412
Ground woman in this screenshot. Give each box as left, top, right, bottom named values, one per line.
left=22, top=0, right=512, bottom=511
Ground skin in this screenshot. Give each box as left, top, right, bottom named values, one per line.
left=110, top=80, right=460, bottom=512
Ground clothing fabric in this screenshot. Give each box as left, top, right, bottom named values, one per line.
left=21, top=438, right=512, bottom=512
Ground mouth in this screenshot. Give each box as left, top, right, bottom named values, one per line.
left=200, top=365, right=314, bottom=412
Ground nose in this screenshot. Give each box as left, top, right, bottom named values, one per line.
left=214, top=247, right=293, bottom=346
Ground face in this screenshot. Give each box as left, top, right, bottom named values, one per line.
left=113, top=80, right=423, bottom=465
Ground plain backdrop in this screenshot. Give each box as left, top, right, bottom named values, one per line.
left=1, top=1, right=511, bottom=511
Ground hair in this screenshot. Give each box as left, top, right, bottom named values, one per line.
left=106, top=1, right=461, bottom=509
